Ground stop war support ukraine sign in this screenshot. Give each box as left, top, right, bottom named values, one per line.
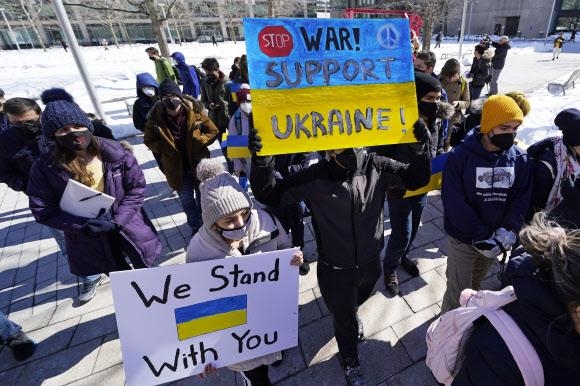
left=244, top=17, right=418, bottom=156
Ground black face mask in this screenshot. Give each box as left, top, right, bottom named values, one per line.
left=162, top=97, right=181, bottom=110
left=489, top=132, right=516, bottom=150
left=148, top=56, right=156, bottom=61
left=206, top=73, right=217, bottom=83
left=14, top=121, right=41, bottom=138
left=418, top=101, right=438, bottom=120
left=333, top=149, right=359, bottom=172
left=55, top=130, right=93, bottom=151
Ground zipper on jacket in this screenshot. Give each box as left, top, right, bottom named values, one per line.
left=347, top=180, right=359, bottom=268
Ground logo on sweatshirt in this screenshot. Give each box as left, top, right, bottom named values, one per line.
left=475, top=167, right=514, bottom=189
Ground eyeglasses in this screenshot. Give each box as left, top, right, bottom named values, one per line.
left=11, top=119, right=40, bottom=128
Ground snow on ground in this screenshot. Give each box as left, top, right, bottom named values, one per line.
left=0, top=36, right=579, bottom=145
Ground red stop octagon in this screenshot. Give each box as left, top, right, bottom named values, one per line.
left=258, top=26, right=294, bottom=57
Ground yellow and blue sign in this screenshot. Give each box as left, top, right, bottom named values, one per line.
left=244, top=17, right=418, bottom=156
left=174, top=295, right=247, bottom=340
left=404, top=153, right=449, bottom=197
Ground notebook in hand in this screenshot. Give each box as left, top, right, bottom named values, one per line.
left=59, top=179, right=115, bottom=218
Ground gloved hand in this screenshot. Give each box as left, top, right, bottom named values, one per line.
left=472, top=238, right=503, bottom=259
left=248, top=113, right=263, bottom=156
left=412, top=118, right=430, bottom=144
left=493, top=227, right=516, bottom=251
left=83, top=219, right=116, bottom=235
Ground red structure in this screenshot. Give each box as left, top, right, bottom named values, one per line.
left=343, top=8, right=424, bottom=36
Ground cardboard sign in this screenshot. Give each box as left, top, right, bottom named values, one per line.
left=244, top=17, right=418, bottom=156
left=111, top=248, right=299, bottom=386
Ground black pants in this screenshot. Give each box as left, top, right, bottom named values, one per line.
left=240, top=365, right=271, bottom=386
left=317, top=258, right=381, bottom=366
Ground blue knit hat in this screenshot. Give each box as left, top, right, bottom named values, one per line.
left=40, top=88, right=94, bottom=138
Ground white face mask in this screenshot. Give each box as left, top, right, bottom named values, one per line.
left=217, top=212, right=253, bottom=241
left=142, top=87, right=156, bottom=97
left=240, top=102, right=252, bottom=115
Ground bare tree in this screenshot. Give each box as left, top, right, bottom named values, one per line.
left=63, top=0, right=178, bottom=56
left=1, top=0, right=50, bottom=50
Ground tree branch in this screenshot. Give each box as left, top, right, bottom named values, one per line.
left=62, top=1, right=144, bottom=14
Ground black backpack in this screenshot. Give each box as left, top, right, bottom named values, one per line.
left=172, top=65, right=183, bottom=85
left=191, top=65, right=205, bottom=84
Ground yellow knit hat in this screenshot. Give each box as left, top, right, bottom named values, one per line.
left=480, top=95, right=524, bottom=134
left=505, top=91, right=531, bottom=116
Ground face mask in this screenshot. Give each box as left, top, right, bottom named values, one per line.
left=418, top=101, right=438, bottom=120
left=148, top=56, right=156, bottom=61
left=217, top=212, right=252, bottom=241
left=240, top=102, right=252, bottom=115
left=489, top=131, right=516, bottom=150
left=206, top=73, right=217, bottom=83
left=333, top=148, right=359, bottom=171
left=142, top=87, right=156, bottom=97
left=162, top=97, right=181, bottom=110
left=14, top=121, right=41, bottom=137
left=55, top=129, right=93, bottom=151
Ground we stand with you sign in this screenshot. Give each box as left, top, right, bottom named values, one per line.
left=244, top=17, right=419, bottom=156
left=110, top=248, right=299, bottom=385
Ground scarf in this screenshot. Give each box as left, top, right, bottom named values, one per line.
left=545, top=139, right=580, bottom=212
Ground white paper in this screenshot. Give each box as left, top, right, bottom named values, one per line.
left=59, top=178, right=115, bottom=218
left=110, top=248, right=300, bottom=386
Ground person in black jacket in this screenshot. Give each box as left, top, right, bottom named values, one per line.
left=489, top=36, right=511, bottom=95
left=527, top=108, right=580, bottom=218
left=249, top=118, right=431, bottom=386
left=452, top=209, right=580, bottom=386
left=467, top=45, right=493, bottom=100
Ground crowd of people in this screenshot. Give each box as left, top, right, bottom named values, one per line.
left=0, top=37, right=579, bottom=386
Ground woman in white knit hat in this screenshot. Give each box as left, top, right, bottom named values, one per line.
left=186, top=158, right=303, bottom=385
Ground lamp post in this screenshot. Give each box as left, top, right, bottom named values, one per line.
left=544, top=0, right=558, bottom=45
left=467, top=0, right=475, bottom=40
left=0, top=8, right=21, bottom=51
left=159, top=3, right=174, bottom=45
left=458, top=0, right=468, bottom=57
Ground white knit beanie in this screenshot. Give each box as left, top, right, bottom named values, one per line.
left=197, top=158, right=252, bottom=226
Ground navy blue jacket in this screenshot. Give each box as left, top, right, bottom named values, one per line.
left=171, top=52, right=201, bottom=98
left=132, top=73, right=159, bottom=132
left=453, top=254, right=580, bottom=385
left=442, top=130, right=532, bottom=243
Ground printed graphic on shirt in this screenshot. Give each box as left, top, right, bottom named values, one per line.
left=475, top=167, right=514, bottom=189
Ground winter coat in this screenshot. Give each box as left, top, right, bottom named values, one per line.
left=0, top=112, right=8, bottom=132
left=526, top=137, right=558, bottom=217
left=440, top=76, right=470, bottom=125
left=186, top=207, right=290, bottom=372
left=171, top=52, right=201, bottom=98
left=469, top=55, right=492, bottom=88
left=132, top=73, right=159, bottom=132
left=554, top=36, right=565, bottom=49
left=154, top=57, right=177, bottom=84
left=453, top=254, right=580, bottom=385
left=0, top=126, right=47, bottom=194
left=250, top=149, right=431, bottom=269
left=442, top=130, right=532, bottom=244
left=201, top=71, right=230, bottom=129
left=91, top=119, right=115, bottom=140
left=27, top=139, right=161, bottom=276
left=144, top=96, right=219, bottom=190
left=491, top=41, right=511, bottom=69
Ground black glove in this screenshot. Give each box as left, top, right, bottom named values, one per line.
left=248, top=113, right=263, bottom=156
left=83, top=219, right=116, bottom=235
left=412, top=118, right=430, bottom=144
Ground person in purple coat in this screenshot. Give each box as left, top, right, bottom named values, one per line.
left=27, top=93, right=161, bottom=304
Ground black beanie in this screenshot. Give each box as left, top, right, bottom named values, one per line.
left=414, top=71, right=441, bottom=101
left=554, top=108, right=580, bottom=147
left=159, top=79, right=182, bottom=98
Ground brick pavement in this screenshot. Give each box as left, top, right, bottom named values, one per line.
left=0, top=129, right=502, bottom=385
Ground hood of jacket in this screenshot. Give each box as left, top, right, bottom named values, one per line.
left=171, top=52, right=186, bottom=65
left=482, top=49, right=495, bottom=60
left=136, top=73, right=159, bottom=98
left=526, top=136, right=558, bottom=159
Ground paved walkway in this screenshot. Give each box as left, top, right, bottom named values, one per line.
left=0, top=131, right=504, bottom=385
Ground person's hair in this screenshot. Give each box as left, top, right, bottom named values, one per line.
left=240, top=54, right=249, bottom=83
left=474, top=45, right=486, bottom=55
left=234, top=56, right=240, bottom=64
left=4, top=97, right=41, bottom=117
left=416, top=51, right=436, bottom=68
left=53, top=136, right=101, bottom=187
left=519, top=212, right=580, bottom=303
left=440, top=58, right=461, bottom=79
left=201, top=57, right=220, bottom=72
left=145, top=47, right=159, bottom=55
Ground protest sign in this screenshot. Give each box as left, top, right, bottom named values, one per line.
left=111, top=248, right=299, bottom=386
left=244, top=17, right=418, bottom=156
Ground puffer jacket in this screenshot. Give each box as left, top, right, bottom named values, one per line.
left=27, top=139, right=161, bottom=275
left=251, top=149, right=430, bottom=269
left=143, top=96, right=219, bottom=190
left=453, top=254, right=580, bottom=385
left=201, top=70, right=230, bottom=129
left=186, top=207, right=291, bottom=371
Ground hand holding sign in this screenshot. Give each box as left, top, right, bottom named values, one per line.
left=248, top=115, right=264, bottom=156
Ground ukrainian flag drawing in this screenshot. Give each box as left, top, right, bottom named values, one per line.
left=222, top=133, right=251, bottom=159
left=174, top=295, right=247, bottom=340
left=404, top=153, right=449, bottom=198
